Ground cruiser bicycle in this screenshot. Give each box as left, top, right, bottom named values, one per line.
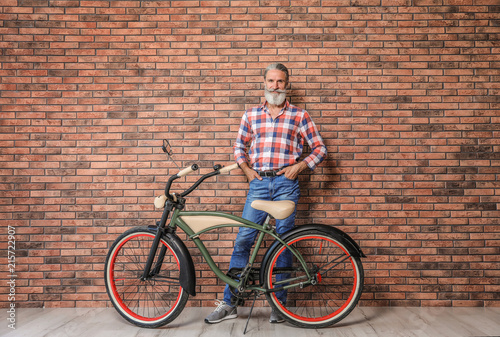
left=104, top=140, right=365, bottom=330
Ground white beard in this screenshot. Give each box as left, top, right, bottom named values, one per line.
left=265, top=88, right=287, bottom=106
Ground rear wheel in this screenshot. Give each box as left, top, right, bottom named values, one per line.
left=104, top=227, right=188, bottom=328
left=263, top=229, right=363, bottom=328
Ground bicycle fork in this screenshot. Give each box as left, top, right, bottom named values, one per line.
left=141, top=203, right=173, bottom=280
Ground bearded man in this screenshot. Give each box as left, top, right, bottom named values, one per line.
left=205, top=63, right=327, bottom=324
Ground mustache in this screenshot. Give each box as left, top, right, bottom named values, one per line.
left=265, top=88, right=287, bottom=93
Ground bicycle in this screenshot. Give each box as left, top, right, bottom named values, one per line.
left=104, top=140, right=365, bottom=331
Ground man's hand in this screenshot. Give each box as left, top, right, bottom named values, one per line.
left=277, top=161, right=308, bottom=180
left=240, top=162, right=262, bottom=182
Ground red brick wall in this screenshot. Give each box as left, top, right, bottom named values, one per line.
left=1, top=0, right=499, bottom=309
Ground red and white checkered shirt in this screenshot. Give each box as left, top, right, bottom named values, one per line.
left=234, top=101, right=327, bottom=171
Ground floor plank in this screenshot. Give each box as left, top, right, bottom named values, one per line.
left=1, top=307, right=499, bottom=337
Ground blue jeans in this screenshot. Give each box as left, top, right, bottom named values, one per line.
left=223, top=175, right=300, bottom=306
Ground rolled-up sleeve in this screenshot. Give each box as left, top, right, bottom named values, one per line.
left=300, top=111, right=327, bottom=170
left=234, top=112, right=251, bottom=166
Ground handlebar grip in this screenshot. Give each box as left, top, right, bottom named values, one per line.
left=219, top=163, right=239, bottom=174
left=177, top=164, right=199, bottom=178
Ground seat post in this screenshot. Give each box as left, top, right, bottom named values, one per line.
left=263, top=215, right=272, bottom=230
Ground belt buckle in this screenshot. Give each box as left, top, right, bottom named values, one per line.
left=259, top=170, right=274, bottom=177
left=263, top=170, right=277, bottom=177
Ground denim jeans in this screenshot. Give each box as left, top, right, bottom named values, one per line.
left=223, top=175, right=300, bottom=306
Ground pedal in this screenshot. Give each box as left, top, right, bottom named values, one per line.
left=226, top=267, right=243, bottom=280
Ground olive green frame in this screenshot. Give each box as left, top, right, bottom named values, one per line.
left=168, top=208, right=312, bottom=293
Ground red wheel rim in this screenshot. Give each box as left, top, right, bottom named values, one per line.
left=268, top=235, right=358, bottom=323
left=108, top=233, right=183, bottom=322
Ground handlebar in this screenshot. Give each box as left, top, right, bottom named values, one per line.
left=177, top=164, right=199, bottom=178
left=219, top=163, right=238, bottom=174
left=160, top=163, right=240, bottom=205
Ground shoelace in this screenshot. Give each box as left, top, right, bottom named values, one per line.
left=213, top=300, right=227, bottom=312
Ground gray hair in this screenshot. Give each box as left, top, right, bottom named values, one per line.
left=264, top=63, right=289, bottom=83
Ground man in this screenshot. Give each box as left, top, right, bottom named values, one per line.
left=205, top=63, right=327, bottom=324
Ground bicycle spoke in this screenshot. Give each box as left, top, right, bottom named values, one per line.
left=151, top=276, right=182, bottom=285
left=318, top=254, right=351, bottom=277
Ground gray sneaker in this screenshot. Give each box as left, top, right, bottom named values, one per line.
left=269, top=309, right=285, bottom=323
left=204, top=300, right=237, bottom=324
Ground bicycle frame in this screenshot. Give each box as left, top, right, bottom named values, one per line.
left=173, top=208, right=312, bottom=293
left=144, top=196, right=312, bottom=295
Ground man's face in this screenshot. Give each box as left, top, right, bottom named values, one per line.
left=264, top=69, right=288, bottom=106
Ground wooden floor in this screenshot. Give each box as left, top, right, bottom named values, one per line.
left=1, top=306, right=499, bottom=337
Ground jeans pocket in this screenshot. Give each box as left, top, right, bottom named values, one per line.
left=281, top=174, right=297, bottom=182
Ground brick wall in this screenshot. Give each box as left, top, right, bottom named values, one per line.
left=1, top=0, right=499, bottom=309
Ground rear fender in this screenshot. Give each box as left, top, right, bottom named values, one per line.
left=260, top=224, right=365, bottom=285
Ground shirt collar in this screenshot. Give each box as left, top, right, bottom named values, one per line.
left=260, top=100, right=290, bottom=117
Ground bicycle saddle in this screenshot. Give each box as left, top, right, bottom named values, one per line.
left=250, top=200, right=296, bottom=220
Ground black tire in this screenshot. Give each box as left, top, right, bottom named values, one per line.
left=263, top=229, right=364, bottom=328
left=104, top=227, right=188, bottom=328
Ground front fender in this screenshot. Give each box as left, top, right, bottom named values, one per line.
left=164, top=232, right=197, bottom=296
left=148, top=225, right=196, bottom=296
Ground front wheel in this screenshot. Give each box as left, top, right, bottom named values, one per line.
left=104, top=227, right=188, bottom=328
left=263, top=229, right=364, bottom=328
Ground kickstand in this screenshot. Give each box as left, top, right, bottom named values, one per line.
left=243, top=293, right=257, bottom=335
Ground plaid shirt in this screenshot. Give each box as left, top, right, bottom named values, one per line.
left=234, top=101, right=327, bottom=171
